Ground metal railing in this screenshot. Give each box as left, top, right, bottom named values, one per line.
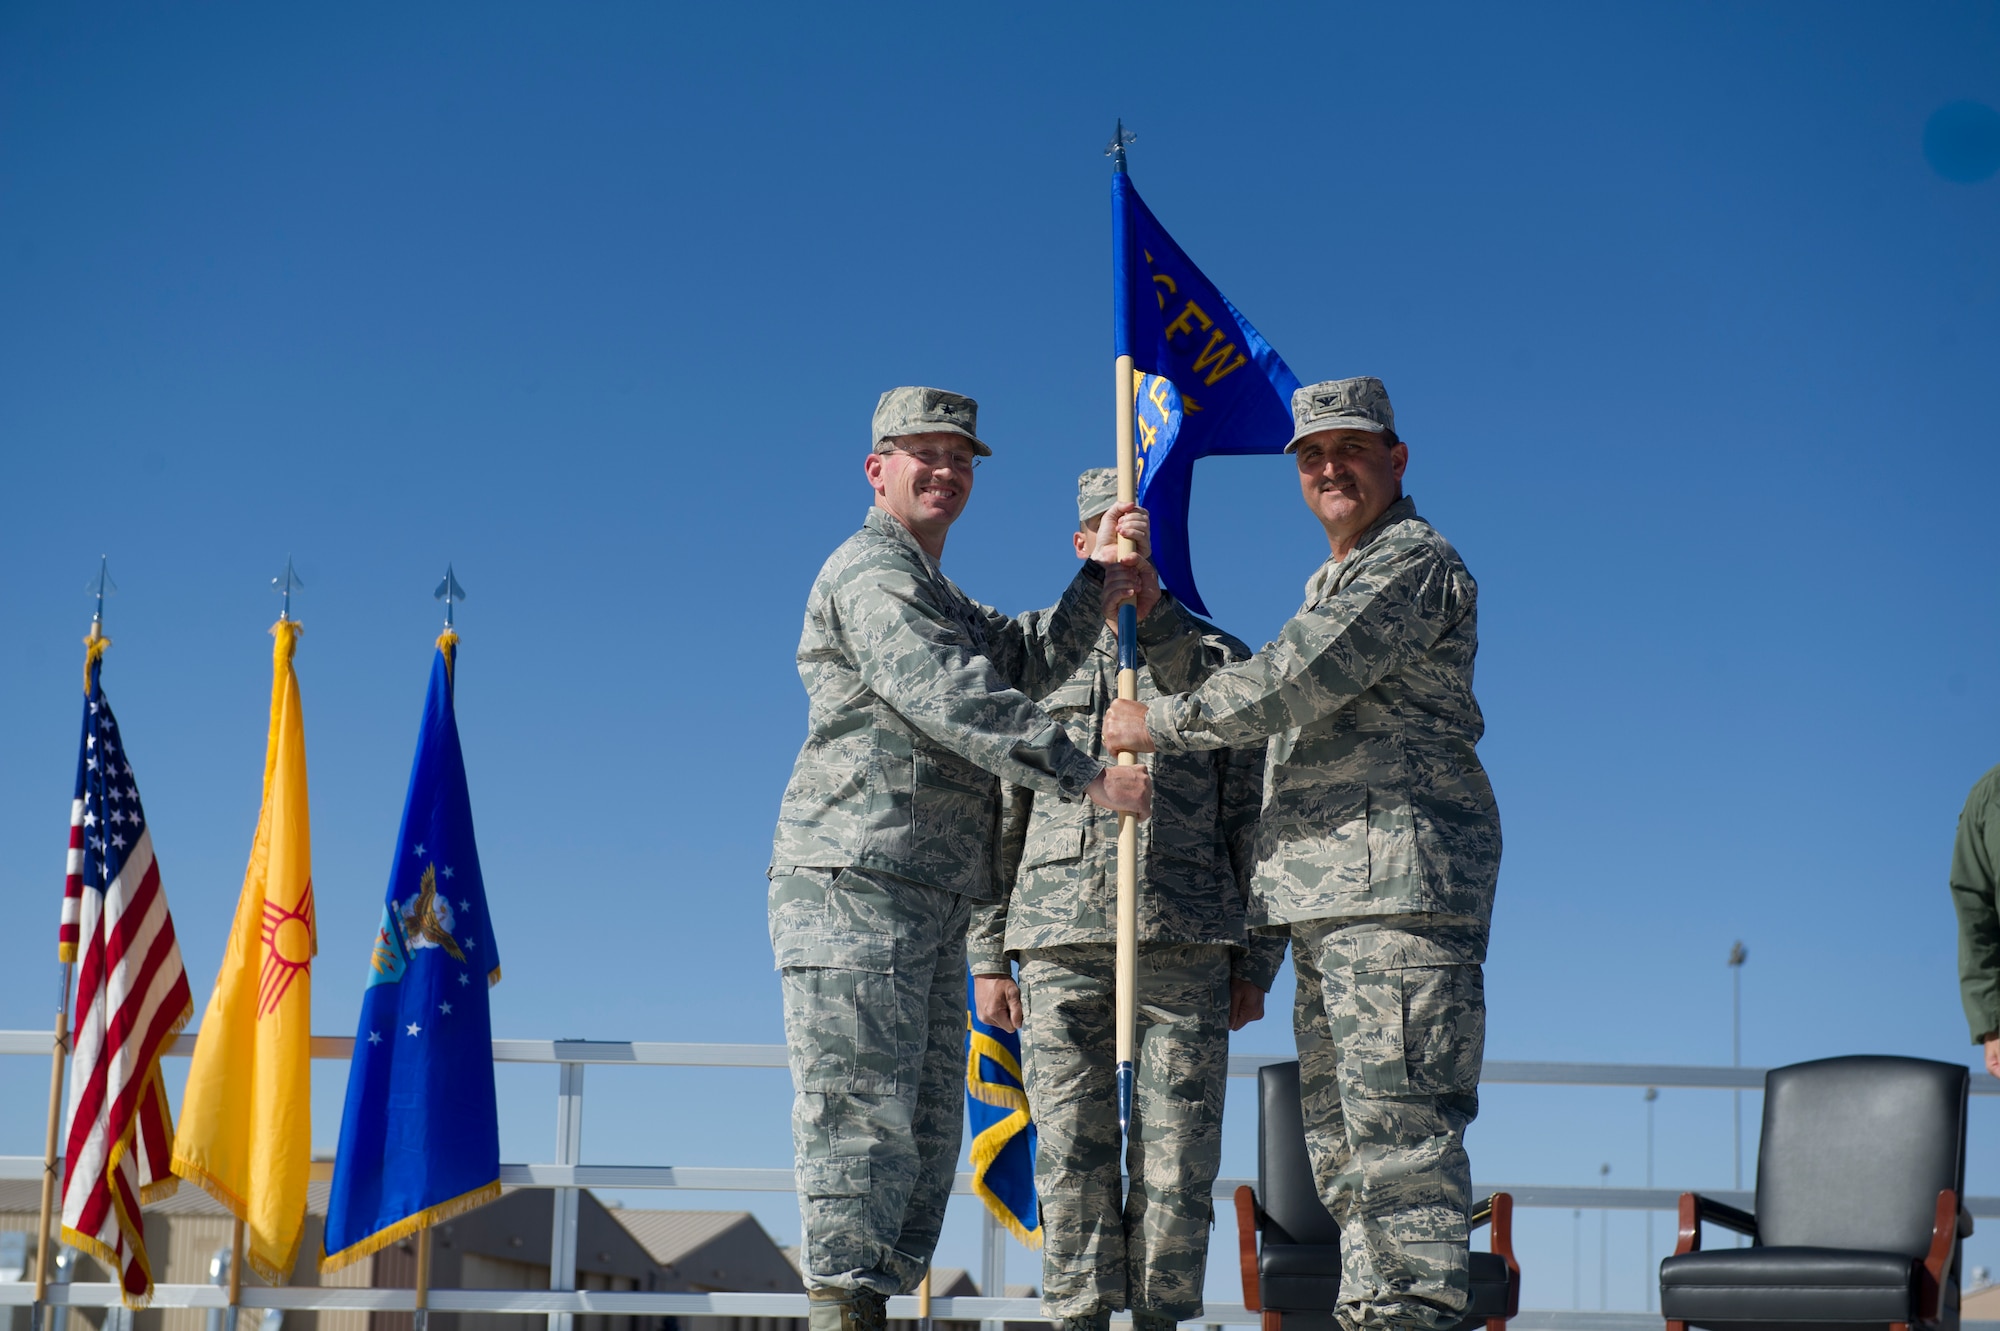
left=2, top=1032, right=1994, bottom=1328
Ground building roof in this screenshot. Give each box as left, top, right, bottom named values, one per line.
left=925, top=1268, right=979, bottom=1298
left=614, top=1209, right=759, bottom=1266
left=609, top=1207, right=801, bottom=1293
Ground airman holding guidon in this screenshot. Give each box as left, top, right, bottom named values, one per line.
left=769, top=389, right=1156, bottom=1331
left=970, top=467, right=1286, bottom=1331
left=1104, top=377, right=1501, bottom=1331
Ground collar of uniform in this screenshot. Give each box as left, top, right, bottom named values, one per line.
left=864, top=504, right=944, bottom=575
left=1358, top=493, right=1418, bottom=550
left=1303, top=494, right=1419, bottom=601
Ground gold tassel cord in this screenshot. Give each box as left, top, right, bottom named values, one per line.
left=82, top=630, right=110, bottom=693
left=317, top=1179, right=503, bottom=1274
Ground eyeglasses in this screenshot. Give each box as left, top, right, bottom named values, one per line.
left=880, top=443, right=981, bottom=472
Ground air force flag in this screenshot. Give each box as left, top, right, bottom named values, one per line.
left=1114, top=171, right=1301, bottom=616
left=322, top=631, right=502, bottom=1270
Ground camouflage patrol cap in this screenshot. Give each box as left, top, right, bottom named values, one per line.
left=872, top=386, right=991, bottom=457
left=1076, top=468, right=1120, bottom=524
left=1286, top=377, right=1398, bottom=452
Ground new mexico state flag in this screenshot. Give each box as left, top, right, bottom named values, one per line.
left=172, top=618, right=317, bottom=1283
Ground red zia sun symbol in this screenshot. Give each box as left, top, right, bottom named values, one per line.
left=258, top=881, right=316, bottom=1019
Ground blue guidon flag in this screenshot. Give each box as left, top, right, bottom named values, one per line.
left=965, top=974, right=1041, bottom=1247
left=1114, top=171, right=1301, bottom=616
left=321, top=630, right=503, bottom=1272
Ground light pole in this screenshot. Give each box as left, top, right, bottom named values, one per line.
left=1645, top=1087, right=1659, bottom=1311
left=1572, top=1209, right=1581, bottom=1310
left=1599, top=1162, right=1611, bottom=1310
left=1728, top=941, right=1747, bottom=1188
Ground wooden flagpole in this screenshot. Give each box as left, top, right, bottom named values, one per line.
left=414, top=1226, right=433, bottom=1331
left=31, top=961, right=72, bottom=1330
left=1109, top=119, right=1142, bottom=1142
left=227, top=1217, right=245, bottom=1331
left=1113, top=351, right=1140, bottom=1139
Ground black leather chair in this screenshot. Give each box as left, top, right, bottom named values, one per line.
left=1232, top=1061, right=1519, bottom=1331
left=1660, top=1055, right=1972, bottom=1331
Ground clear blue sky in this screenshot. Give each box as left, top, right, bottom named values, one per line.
left=3, top=1, right=1998, bottom=1311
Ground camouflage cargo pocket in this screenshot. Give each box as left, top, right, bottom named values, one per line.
left=775, top=929, right=898, bottom=1095
left=1348, top=962, right=1484, bottom=1099
left=1401, top=960, right=1484, bottom=1097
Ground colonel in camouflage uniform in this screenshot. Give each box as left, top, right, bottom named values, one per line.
left=1106, top=378, right=1501, bottom=1331
left=969, top=468, right=1286, bottom=1331
left=769, top=388, right=1157, bottom=1331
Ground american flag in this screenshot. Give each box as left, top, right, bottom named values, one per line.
left=57, top=647, right=192, bottom=1307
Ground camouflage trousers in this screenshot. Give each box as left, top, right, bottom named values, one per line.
left=1290, top=917, right=1487, bottom=1331
left=770, top=866, right=974, bottom=1298
left=1017, top=942, right=1232, bottom=1320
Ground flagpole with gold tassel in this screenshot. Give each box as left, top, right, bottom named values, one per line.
left=1108, top=119, right=1142, bottom=1140
left=34, top=561, right=117, bottom=1330
left=172, top=556, right=318, bottom=1290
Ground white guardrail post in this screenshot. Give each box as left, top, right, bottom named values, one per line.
left=979, top=1208, right=1004, bottom=1331
left=547, top=1058, right=584, bottom=1331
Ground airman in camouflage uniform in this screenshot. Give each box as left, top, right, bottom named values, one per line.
left=970, top=469, right=1287, bottom=1331
left=1105, top=379, right=1501, bottom=1331
left=770, top=389, right=1157, bottom=1331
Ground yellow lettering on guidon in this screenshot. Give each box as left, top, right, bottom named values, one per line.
left=1191, top=329, right=1247, bottom=386
left=1164, top=300, right=1213, bottom=343
left=1153, top=274, right=1178, bottom=311
left=1146, top=377, right=1175, bottom=415
left=1136, top=413, right=1159, bottom=453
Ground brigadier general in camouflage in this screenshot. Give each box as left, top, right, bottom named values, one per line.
left=770, top=388, right=1157, bottom=1331
left=1105, top=378, right=1501, bottom=1331
left=969, top=468, right=1287, bottom=1331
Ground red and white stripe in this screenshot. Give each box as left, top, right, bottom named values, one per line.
left=58, top=825, right=192, bottom=1307
left=59, top=797, right=84, bottom=963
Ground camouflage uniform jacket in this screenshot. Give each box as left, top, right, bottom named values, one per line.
left=770, top=506, right=1109, bottom=900
left=967, top=606, right=1288, bottom=990
left=1145, top=496, right=1501, bottom=927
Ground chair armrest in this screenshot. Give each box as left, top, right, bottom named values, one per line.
left=1234, top=1185, right=1262, bottom=1313
left=1479, top=1191, right=1520, bottom=1316
left=1471, top=1193, right=1519, bottom=1276
left=1921, top=1188, right=1959, bottom=1324
left=1675, top=1192, right=1758, bottom=1254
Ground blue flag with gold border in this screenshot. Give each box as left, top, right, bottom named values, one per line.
left=1114, top=170, right=1301, bottom=616
left=966, top=974, right=1040, bottom=1247
left=321, top=631, right=502, bottom=1271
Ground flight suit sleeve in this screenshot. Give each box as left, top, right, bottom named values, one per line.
left=1952, top=775, right=2000, bottom=1043
left=1136, top=594, right=1234, bottom=695
left=833, top=563, right=1105, bottom=799
left=969, top=784, right=1033, bottom=976
left=1146, top=541, right=1470, bottom=754
left=972, top=562, right=1110, bottom=703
